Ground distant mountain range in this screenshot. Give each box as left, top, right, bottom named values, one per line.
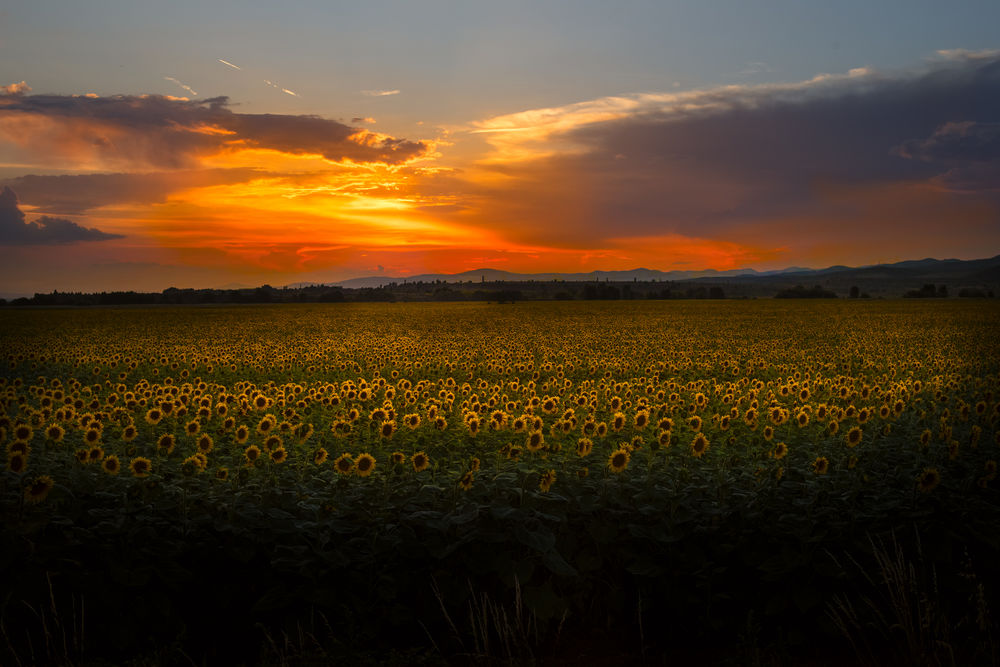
left=288, top=255, right=1000, bottom=292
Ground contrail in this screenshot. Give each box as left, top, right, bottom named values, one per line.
left=362, top=89, right=400, bottom=97
left=218, top=59, right=242, bottom=70
left=281, top=88, right=299, bottom=97
left=164, top=76, right=197, bottom=96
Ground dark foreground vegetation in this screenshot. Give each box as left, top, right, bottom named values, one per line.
left=3, top=469, right=999, bottom=666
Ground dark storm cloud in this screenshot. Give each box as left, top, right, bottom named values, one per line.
left=2, top=169, right=267, bottom=214
left=467, top=51, right=1000, bottom=245
left=895, top=121, right=1000, bottom=163
left=0, top=94, right=429, bottom=168
left=0, top=187, right=123, bottom=245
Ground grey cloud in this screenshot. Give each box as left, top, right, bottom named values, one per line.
left=0, top=94, right=428, bottom=168
left=0, top=187, right=123, bottom=245
left=895, top=121, right=1000, bottom=163
left=3, top=169, right=267, bottom=214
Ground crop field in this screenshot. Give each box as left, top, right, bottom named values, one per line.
left=2, top=300, right=999, bottom=664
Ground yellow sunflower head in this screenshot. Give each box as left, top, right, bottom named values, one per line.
left=355, top=453, right=376, bottom=477
left=129, top=457, right=152, bottom=478
left=334, top=453, right=355, bottom=475
left=608, top=447, right=630, bottom=473
left=411, top=451, right=430, bottom=472
left=24, top=475, right=55, bottom=504
left=917, top=467, right=940, bottom=493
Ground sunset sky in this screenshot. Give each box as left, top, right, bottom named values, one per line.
left=1, top=1, right=999, bottom=295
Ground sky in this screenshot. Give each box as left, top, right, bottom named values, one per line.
left=1, top=0, right=999, bottom=294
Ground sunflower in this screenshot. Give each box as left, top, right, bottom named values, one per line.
left=222, top=416, right=236, bottom=431
left=244, top=444, right=262, bottom=464
left=466, top=417, right=480, bottom=435
left=269, top=447, right=287, bottom=464
left=772, top=442, right=788, bottom=460
left=144, top=408, right=162, bottom=425
left=983, top=460, right=997, bottom=482
left=377, top=419, right=396, bottom=439
left=180, top=455, right=202, bottom=475
left=196, top=434, right=214, bottom=454
left=539, top=469, right=556, bottom=493
left=334, top=453, right=354, bottom=475
left=688, top=415, right=702, bottom=433
left=8, top=452, right=27, bottom=473
left=263, top=434, right=283, bottom=451
left=812, top=456, right=830, bottom=475
left=74, top=448, right=88, bottom=464
left=576, top=438, right=593, bottom=457
left=690, top=433, right=709, bottom=458
left=857, top=408, right=871, bottom=424
left=355, top=453, right=376, bottom=477
left=762, top=425, right=774, bottom=442
left=24, top=475, right=54, bottom=504
left=611, top=412, right=626, bottom=432
left=122, top=424, right=138, bottom=441
left=526, top=431, right=545, bottom=452
left=596, top=422, right=608, bottom=437
left=634, top=410, right=649, bottom=429
left=845, top=426, right=862, bottom=448
left=156, top=433, right=176, bottom=454
left=404, top=413, right=421, bottom=429
left=87, top=446, right=105, bottom=464
left=130, top=457, right=152, bottom=478
left=917, top=467, right=940, bottom=493
left=608, top=448, right=630, bottom=473
left=257, top=415, right=276, bottom=435
left=657, top=417, right=674, bottom=432
left=313, top=448, right=329, bottom=465
left=215, top=467, right=229, bottom=481
left=948, top=440, right=960, bottom=460
left=470, top=457, right=481, bottom=472
left=7, top=439, right=30, bottom=458
left=459, top=471, right=474, bottom=491
left=45, top=423, right=65, bottom=442
left=796, top=411, right=809, bottom=428
left=223, top=419, right=248, bottom=442
left=10, top=423, right=31, bottom=442
left=658, top=430, right=672, bottom=448
left=919, top=429, right=932, bottom=447
left=390, top=451, right=406, bottom=465
left=81, top=426, right=101, bottom=445
left=411, top=451, right=430, bottom=472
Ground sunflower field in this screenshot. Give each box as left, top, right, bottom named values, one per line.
left=2, top=300, right=999, bottom=663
